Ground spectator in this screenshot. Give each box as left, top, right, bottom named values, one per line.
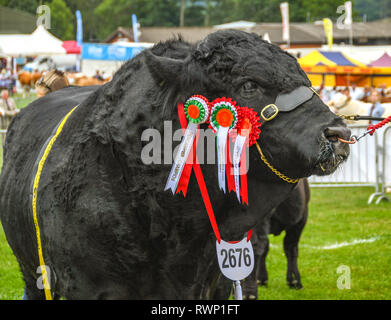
left=0, top=89, right=18, bottom=132
left=341, top=87, right=350, bottom=97
left=93, top=70, right=104, bottom=82
left=377, top=83, right=387, bottom=97
left=329, top=86, right=338, bottom=100
left=349, top=83, right=364, bottom=100
left=368, top=89, right=385, bottom=125
left=35, top=70, right=70, bottom=98
left=0, top=69, right=9, bottom=90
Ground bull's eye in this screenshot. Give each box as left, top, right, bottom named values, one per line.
left=241, top=81, right=258, bottom=97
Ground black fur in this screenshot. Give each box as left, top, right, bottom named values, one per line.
left=0, top=30, right=349, bottom=299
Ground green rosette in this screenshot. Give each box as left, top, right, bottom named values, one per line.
left=210, top=103, right=238, bottom=132
left=184, top=98, right=209, bottom=124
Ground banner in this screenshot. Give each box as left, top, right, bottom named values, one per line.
left=280, top=2, right=290, bottom=44
left=323, top=18, right=333, bottom=50
left=132, top=14, right=139, bottom=43
left=76, top=10, right=83, bottom=46
left=81, top=43, right=147, bottom=61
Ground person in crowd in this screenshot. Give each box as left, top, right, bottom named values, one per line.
left=377, top=83, right=387, bottom=97
left=328, top=86, right=338, bottom=100
left=349, top=83, right=364, bottom=100
left=318, top=83, right=330, bottom=103
left=368, top=89, right=385, bottom=125
left=363, top=86, right=371, bottom=100
left=35, top=70, right=70, bottom=98
left=93, top=70, right=104, bottom=82
left=0, top=69, right=9, bottom=91
left=0, top=89, right=18, bottom=135
left=341, top=87, right=351, bottom=98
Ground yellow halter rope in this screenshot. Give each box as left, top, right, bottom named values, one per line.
left=255, top=142, right=299, bottom=184
left=31, top=105, right=79, bottom=300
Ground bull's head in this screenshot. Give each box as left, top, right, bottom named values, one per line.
left=145, top=30, right=350, bottom=180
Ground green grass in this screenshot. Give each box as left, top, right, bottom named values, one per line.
left=0, top=160, right=390, bottom=300
left=13, top=93, right=37, bottom=109
left=259, top=187, right=391, bottom=300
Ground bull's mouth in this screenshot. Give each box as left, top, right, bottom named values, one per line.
left=313, top=134, right=350, bottom=176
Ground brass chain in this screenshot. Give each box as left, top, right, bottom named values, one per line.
left=255, top=142, right=299, bottom=184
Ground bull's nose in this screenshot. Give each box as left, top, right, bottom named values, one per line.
left=324, top=126, right=352, bottom=142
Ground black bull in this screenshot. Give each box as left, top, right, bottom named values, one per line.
left=0, top=30, right=350, bottom=299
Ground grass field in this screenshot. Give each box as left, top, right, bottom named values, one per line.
left=0, top=185, right=390, bottom=300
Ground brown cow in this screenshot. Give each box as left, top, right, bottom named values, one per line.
left=18, top=71, right=43, bottom=97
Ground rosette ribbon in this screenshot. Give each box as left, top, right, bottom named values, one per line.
left=165, top=95, right=210, bottom=194
left=210, top=98, right=239, bottom=193
left=231, top=107, right=261, bottom=204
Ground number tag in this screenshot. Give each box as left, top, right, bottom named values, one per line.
left=216, top=237, right=254, bottom=281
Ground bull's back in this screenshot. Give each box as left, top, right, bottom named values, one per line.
left=0, top=86, right=97, bottom=260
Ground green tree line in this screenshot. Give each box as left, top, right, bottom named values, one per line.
left=0, top=0, right=390, bottom=41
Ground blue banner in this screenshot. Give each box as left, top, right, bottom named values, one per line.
left=132, top=14, right=139, bottom=43
left=76, top=10, right=83, bottom=46
left=81, top=43, right=146, bottom=61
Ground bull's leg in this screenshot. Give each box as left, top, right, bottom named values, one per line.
left=19, top=264, right=45, bottom=300
left=257, top=236, right=269, bottom=287
left=283, top=218, right=306, bottom=289
left=242, top=255, right=260, bottom=300
left=19, top=263, right=61, bottom=300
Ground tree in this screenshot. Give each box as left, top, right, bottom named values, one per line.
left=0, top=0, right=39, bottom=15
left=44, top=0, right=74, bottom=40
left=64, top=0, right=102, bottom=42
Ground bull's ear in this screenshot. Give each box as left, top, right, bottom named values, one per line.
left=144, top=51, right=185, bottom=83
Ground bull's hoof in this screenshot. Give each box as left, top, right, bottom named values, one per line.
left=243, top=294, right=258, bottom=300
left=257, top=279, right=268, bottom=287
left=287, top=280, right=303, bottom=290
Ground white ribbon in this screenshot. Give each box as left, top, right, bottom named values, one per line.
left=232, top=134, right=247, bottom=202
left=217, top=126, right=229, bottom=193
left=165, top=122, right=198, bottom=194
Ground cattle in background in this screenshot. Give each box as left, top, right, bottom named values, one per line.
left=242, top=179, right=310, bottom=300
left=18, top=71, right=43, bottom=97
left=328, top=94, right=391, bottom=124
left=66, top=73, right=111, bottom=87
left=0, top=30, right=350, bottom=299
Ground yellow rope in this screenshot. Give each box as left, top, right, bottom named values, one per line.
left=32, top=105, right=79, bottom=300
left=255, top=142, right=299, bottom=184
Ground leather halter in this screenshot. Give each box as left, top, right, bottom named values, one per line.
left=256, top=86, right=318, bottom=184
left=260, top=86, right=317, bottom=123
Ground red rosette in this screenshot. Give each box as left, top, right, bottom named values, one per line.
left=230, top=106, right=261, bottom=147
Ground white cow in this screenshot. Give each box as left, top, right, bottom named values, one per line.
left=327, top=93, right=391, bottom=125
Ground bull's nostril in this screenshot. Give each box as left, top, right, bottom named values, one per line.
left=324, top=127, right=352, bottom=142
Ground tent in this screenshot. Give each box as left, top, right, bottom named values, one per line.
left=298, top=50, right=367, bottom=67
left=298, top=50, right=372, bottom=87
left=0, top=26, right=66, bottom=56
left=369, top=53, right=391, bottom=67
left=62, top=41, right=81, bottom=54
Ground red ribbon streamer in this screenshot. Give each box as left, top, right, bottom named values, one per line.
left=240, top=148, right=248, bottom=205
left=176, top=103, right=194, bottom=196
left=226, top=136, right=235, bottom=193
left=175, top=103, right=252, bottom=243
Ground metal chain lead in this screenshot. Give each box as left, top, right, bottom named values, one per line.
left=255, top=142, right=299, bottom=184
